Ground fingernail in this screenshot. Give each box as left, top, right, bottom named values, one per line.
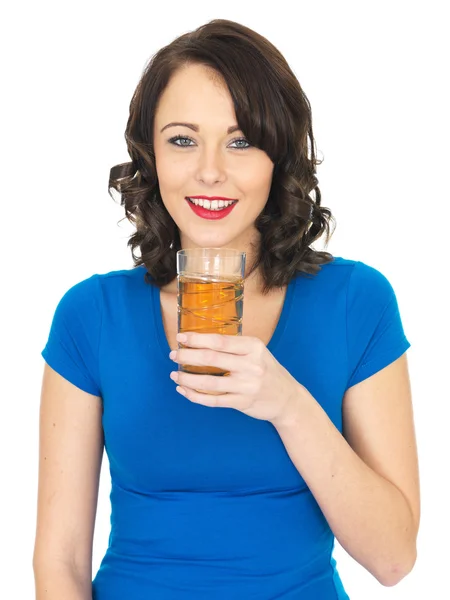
left=169, top=350, right=177, bottom=360
left=176, top=333, right=187, bottom=342
left=170, top=371, right=179, bottom=381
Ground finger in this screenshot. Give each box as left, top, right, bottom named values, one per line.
left=172, top=370, right=240, bottom=394
left=171, top=348, right=239, bottom=372
left=177, top=332, right=261, bottom=355
left=177, top=386, right=242, bottom=409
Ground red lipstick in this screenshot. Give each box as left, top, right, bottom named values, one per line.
left=185, top=197, right=238, bottom=220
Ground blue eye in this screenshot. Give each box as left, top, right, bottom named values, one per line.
left=169, top=136, right=194, bottom=147
left=168, top=135, right=251, bottom=150
left=231, top=138, right=251, bottom=150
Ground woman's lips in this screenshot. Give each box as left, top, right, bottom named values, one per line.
left=185, top=198, right=238, bottom=220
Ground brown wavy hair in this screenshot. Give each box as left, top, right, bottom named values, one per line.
left=109, top=18, right=335, bottom=294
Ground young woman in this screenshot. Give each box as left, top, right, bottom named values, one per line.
left=33, top=19, right=420, bottom=600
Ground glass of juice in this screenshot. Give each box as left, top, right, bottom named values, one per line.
left=176, top=247, right=246, bottom=379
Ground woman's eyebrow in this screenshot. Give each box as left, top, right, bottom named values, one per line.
left=160, top=122, right=241, bottom=134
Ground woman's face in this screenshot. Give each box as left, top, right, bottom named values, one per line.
left=153, top=63, right=274, bottom=252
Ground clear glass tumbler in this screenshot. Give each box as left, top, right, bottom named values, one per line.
left=176, top=247, right=246, bottom=377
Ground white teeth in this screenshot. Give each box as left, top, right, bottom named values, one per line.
left=187, top=198, right=236, bottom=211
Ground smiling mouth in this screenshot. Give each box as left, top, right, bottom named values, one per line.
left=185, top=197, right=238, bottom=211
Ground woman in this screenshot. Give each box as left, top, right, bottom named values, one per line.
left=33, top=19, right=420, bottom=599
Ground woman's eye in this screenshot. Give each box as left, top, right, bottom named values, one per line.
left=230, top=138, right=251, bottom=149
left=168, top=135, right=251, bottom=150
left=169, top=136, right=194, bottom=147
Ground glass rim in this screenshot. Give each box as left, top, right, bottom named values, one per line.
left=176, top=247, right=246, bottom=257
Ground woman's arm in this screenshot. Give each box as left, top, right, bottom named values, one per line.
left=33, top=562, right=92, bottom=600
left=272, top=353, right=420, bottom=587
left=33, top=364, right=104, bottom=599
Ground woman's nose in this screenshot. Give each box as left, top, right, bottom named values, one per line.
left=194, top=147, right=227, bottom=185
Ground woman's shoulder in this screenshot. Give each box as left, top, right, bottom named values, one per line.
left=295, top=255, right=356, bottom=287
left=314, top=256, right=400, bottom=317
left=316, top=255, right=381, bottom=273
left=312, top=255, right=392, bottom=286
left=94, top=264, right=151, bottom=306
left=52, top=265, right=148, bottom=313
left=83, top=264, right=149, bottom=295
left=318, top=255, right=356, bottom=272
left=293, top=256, right=396, bottom=306
left=96, top=264, right=147, bottom=284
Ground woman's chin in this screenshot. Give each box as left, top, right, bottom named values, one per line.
left=180, top=231, right=238, bottom=250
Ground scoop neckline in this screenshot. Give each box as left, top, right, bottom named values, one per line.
left=149, top=270, right=296, bottom=362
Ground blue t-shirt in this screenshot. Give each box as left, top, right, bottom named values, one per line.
left=41, top=256, right=410, bottom=599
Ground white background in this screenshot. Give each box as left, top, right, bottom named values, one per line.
left=2, top=1, right=449, bottom=598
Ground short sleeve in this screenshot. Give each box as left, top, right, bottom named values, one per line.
left=41, top=274, right=102, bottom=396
left=346, top=261, right=410, bottom=389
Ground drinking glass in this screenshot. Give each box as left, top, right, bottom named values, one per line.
left=176, top=247, right=246, bottom=378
